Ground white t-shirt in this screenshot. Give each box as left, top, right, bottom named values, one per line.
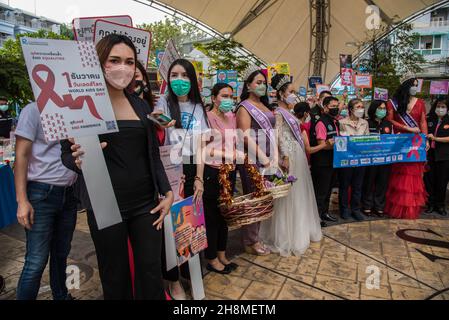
left=15, top=103, right=77, bottom=186
left=155, top=97, right=209, bottom=157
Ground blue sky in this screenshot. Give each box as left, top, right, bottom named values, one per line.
left=2, top=0, right=165, bottom=25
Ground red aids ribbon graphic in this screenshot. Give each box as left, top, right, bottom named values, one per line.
left=31, top=64, right=103, bottom=120
left=407, top=134, right=423, bottom=160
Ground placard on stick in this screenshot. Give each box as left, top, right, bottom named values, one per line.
left=73, top=15, right=133, bottom=42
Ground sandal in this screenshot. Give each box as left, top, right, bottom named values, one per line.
left=245, top=243, right=270, bottom=256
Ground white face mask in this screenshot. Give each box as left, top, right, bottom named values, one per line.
left=436, top=107, right=448, bottom=117
left=305, top=114, right=311, bottom=123
left=354, top=109, right=365, bottom=119
left=285, top=93, right=299, bottom=105
left=409, top=86, right=418, bottom=96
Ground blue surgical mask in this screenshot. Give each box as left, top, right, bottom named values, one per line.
left=252, top=84, right=267, bottom=97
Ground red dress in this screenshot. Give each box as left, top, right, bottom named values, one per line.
left=385, top=99, right=428, bottom=219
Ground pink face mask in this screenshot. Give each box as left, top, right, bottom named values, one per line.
left=104, top=65, right=135, bottom=90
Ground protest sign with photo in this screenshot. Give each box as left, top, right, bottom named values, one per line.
left=374, top=87, right=389, bottom=101
left=170, top=196, right=208, bottom=266
left=341, top=68, right=353, bottom=86
left=158, top=39, right=181, bottom=83
left=268, top=63, right=290, bottom=82
left=217, top=70, right=239, bottom=97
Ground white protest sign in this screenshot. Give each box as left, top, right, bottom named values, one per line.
left=158, top=39, right=181, bottom=83
left=21, top=38, right=118, bottom=141
left=21, top=37, right=122, bottom=230
left=94, top=20, right=152, bottom=69
left=73, top=15, right=133, bottom=42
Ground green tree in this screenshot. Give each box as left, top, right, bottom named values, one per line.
left=194, top=38, right=256, bottom=76
left=0, top=29, right=69, bottom=108
left=359, top=23, right=425, bottom=97
left=139, top=17, right=207, bottom=67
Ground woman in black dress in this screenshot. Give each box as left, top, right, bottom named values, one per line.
left=61, top=35, right=174, bottom=300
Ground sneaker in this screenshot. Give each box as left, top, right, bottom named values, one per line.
left=341, top=211, right=351, bottom=220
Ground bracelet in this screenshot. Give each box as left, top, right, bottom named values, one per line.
left=194, top=176, right=204, bottom=184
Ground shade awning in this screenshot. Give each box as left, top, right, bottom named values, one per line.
left=153, top=0, right=445, bottom=88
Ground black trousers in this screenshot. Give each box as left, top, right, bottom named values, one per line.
left=86, top=210, right=164, bottom=300
left=424, top=150, right=435, bottom=206
left=161, top=163, right=196, bottom=282
left=203, top=165, right=236, bottom=260
left=311, top=165, right=336, bottom=216
left=338, top=167, right=366, bottom=215
left=362, top=165, right=391, bottom=212
left=434, top=160, right=449, bottom=209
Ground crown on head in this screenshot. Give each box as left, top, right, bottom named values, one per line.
left=274, top=74, right=291, bottom=91
left=242, top=64, right=262, bottom=82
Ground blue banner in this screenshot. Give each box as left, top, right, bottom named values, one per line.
left=333, top=134, right=427, bottom=168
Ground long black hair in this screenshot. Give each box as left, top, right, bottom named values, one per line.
left=367, top=100, right=386, bottom=121
left=240, top=70, right=269, bottom=107
left=393, top=78, right=417, bottom=115
left=133, top=60, right=154, bottom=109
left=166, top=59, right=206, bottom=129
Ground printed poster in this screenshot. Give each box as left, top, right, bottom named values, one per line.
left=21, top=37, right=118, bottom=141
left=72, top=15, right=133, bottom=42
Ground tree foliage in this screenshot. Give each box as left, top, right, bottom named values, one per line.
left=0, top=30, right=69, bottom=108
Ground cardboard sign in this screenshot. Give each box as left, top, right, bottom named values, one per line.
left=430, top=80, right=449, bottom=95
left=268, top=63, right=290, bottom=82
left=374, top=88, right=389, bottom=101
left=354, top=75, right=373, bottom=89
left=341, top=68, right=353, bottom=86
left=73, top=15, right=132, bottom=42
left=170, top=196, right=208, bottom=266
left=158, top=39, right=181, bottom=83
left=217, top=70, right=239, bottom=97
left=21, top=38, right=118, bottom=141
left=94, top=20, right=152, bottom=68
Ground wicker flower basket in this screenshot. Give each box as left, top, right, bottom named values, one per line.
left=268, top=183, right=292, bottom=200
left=219, top=192, right=274, bottom=231
left=218, top=159, right=274, bottom=231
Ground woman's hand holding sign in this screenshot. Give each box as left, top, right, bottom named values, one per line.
left=69, top=138, right=108, bottom=170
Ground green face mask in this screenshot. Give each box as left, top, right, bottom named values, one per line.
left=0, top=104, right=8, bottom=112
left=170, top=78, right=191, bottom=97
left=251, top=84, right=267, bottom=97
left=219, top=99, right=234, bottom=113
left=376, top=109, right=387, bottom=119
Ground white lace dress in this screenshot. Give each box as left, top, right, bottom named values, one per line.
left=260, top=112, right=323, bottom=256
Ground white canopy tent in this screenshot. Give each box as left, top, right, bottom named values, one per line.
left=137, top=0, right=447, bottom=88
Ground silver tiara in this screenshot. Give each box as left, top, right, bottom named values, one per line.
left=274, top=74, right=291, bottom=91
left=242, top=64, right=262, bottom=82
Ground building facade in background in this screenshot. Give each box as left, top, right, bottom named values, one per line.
left=0, top=2, right=60, bottom=48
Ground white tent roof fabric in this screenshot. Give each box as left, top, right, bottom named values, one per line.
left=154, top=0, right=443, bottom=87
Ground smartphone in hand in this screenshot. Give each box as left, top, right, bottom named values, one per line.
left=147, top=113, right=172, bottom=126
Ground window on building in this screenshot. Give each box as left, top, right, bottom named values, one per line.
left=434, top=35, right=442, bottom=49
left=420, top=35, right=434, bottom=49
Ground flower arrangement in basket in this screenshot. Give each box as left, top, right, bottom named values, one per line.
left=264, top=169, right=297, bottom=200
left=218, top=157, right=274, bottom=231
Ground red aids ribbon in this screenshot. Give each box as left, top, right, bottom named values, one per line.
left=31, top=64, right=103, bottom=120
left=407, top=134, right=423, bottom=160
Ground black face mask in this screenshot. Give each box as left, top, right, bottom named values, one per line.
left=328, top=108, right=339, bottom=117
left=134, top=80, right=150, bottom=96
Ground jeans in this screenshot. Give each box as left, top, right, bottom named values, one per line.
left=16, top=181, right=77, bottom=300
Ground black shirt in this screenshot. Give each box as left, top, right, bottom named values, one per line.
left=0, top=111, right=12, bottom=138
left=99, top=120, right=156, bottom=219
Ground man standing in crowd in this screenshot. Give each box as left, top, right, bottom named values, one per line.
left=310, top=96, right=340, bottom=225
left=14, top=102, right=78, bottom=300
left=310, top=91, right=333, bottom=122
